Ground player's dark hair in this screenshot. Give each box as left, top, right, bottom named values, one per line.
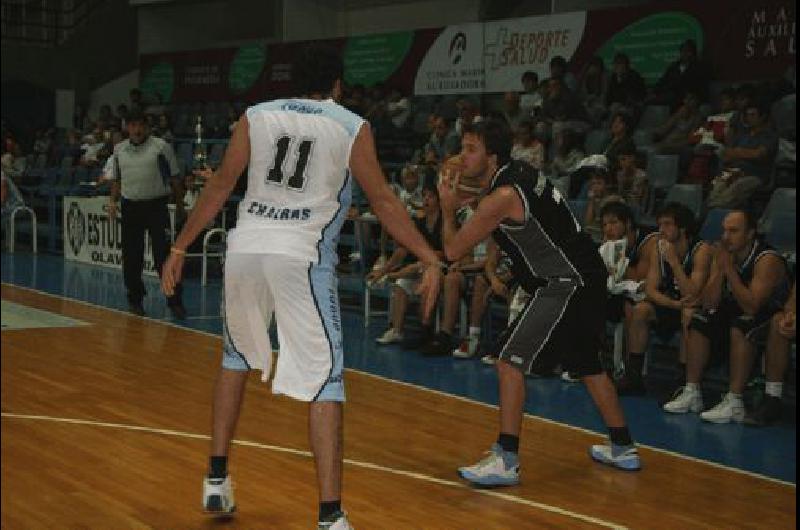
left=600, top=201, right=633, bottom=226
left=656, top=202, right=695, bottom=235
left=462, top=117, right=513, bottom=168
left=293, top=43, right=344, bottom=96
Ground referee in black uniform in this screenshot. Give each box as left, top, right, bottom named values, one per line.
left=108, top=108, right=187, bottom=318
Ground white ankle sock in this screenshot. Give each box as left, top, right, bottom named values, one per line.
left=685, top=383, right=700, bottom=392
left=469, top=326, right=481, bottom=338
left=765, top=382, right=783, bottom=398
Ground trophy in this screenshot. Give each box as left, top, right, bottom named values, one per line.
left=192, top=115, right=208, bottom=191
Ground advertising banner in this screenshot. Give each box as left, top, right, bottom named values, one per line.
left=414, top=23, right=486, bottom=95
left=483, top=12, right=587, bottom=92
left=63, top=197, right=157, bottom=275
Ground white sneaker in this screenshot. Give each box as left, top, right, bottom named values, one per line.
left=452, top=337, right=479, bottom=358
left=458, top=444, right=520, bottom=487
left=590, top=444, right=641, bottom=471
left=375, top=328, right=403, bottom=344
left=700, top=392, right=745, bottom=423
left=663, top=385, right=704, bottom=414
left=481, top=353, right=498, bottom=365
left=560, top=371, right=580, bottom=383
left=203, top=475, right=235, bottom=514
left=318, top=512, right=354, bottom=530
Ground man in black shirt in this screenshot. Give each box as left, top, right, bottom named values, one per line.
left=437, top=118, right=641, bottom=487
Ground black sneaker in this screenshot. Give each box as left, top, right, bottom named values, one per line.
left=169, top=304, right=187, bottom=320
left=743, top=395, right=782, bottom=426
left=128, top=302, right=145, bottom=316
left=421, top=332, right=454, bottom=356
left=615, top=372, right=646, bottom=396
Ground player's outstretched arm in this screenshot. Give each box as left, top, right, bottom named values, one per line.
left=349, top=123, right=442, bottom=317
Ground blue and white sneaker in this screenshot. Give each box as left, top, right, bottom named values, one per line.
left=203, top=475, right=235, bottom=514
left=590, top=444, right=641, bottom=471
left=458, top=444, right=520, bottom=487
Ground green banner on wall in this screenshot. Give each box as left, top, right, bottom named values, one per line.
left=229, top=44, right=267, bottom=94
left=343, top=31, right=415, bottom=87
left=140, top=62, right=175, bottom=103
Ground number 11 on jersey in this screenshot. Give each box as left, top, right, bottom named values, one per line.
left=266, top=135, right=315, bottom=191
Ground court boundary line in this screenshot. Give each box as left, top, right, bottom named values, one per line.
left=1, top=412, right=626, bottom=530
left=2, top=282, right=796, bottom=488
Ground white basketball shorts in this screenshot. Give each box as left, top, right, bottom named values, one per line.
left=221, top=253, right=345, bottom=402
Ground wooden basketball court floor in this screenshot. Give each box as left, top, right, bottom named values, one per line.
left=0, top=245, right=796, bottom=529
left=1, top=278, right=795, bottom=530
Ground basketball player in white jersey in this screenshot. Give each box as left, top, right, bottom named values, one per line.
left=161, top=44, right=442, bottom=529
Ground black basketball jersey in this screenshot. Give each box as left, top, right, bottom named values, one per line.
left=489, top=160, right=604, bottom=292
left=658, top=237, right=704, bottom=300
left=723, top=239, right=790, bottom=315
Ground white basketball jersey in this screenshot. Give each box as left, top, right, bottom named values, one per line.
left=226, top=99, right=365, bottom=266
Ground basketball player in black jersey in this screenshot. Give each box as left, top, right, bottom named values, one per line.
left=437, top=118, right=641, bottom=487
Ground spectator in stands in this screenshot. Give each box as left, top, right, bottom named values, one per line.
left=584, top=162, right=623, bottom=240
left=549, top=55, right=578, bottom=93
left=519, top=71, right=543, bottom=119
left=73, top=105, right=90, bottom=133
left=546, top=128, right=585, bottom=186
left=154, top=114, right=175, bottom=143
left=651, top=39, right=708, bottom=109
left=386, top=88, right=411, bottom=130
left=1, top=153, right=23, bottom=182
left=424, top=115, right=460, bottom=164
left=652, top=91, right=704, bottom=156
left=97, top=105, right=115, bottom=130
left=454, top=98, right=481, bottom=136
left=721, top=100, right=777, bottom=180
left=617, top=203, right=713, bottom=394
left=449, top=241, right=511, bottom=359
left=129, top=88, right=145, bottom=113
left=540, top=77, right=590, bottom=139
left=420, top=161, right=489, bottom=356
left=725, top=84, right=756, bottom=145
left=422, top=217, right=489, bottom=356
left=664, top=210, right=790, bottom=423
left=502, top=92, right=525, bottom=131
left=615, top=143, right=649, bottom=213
left=373, top=183, right=444, bottom=345
left=604, top=110, right=636, bottom=169
left=510, top=120, right=544, bottom=169
left=745, top=281, right=795, bottom=426
left=32, top=129, right=52, bottom=159
left=80, top=133, right=105, bottom=168
left=578, top=56, right=609, bottom=126
left=117, top=104, right=129, bottom=129
left=606, top=53, right=646, bottom=117
left=56, top=130, right=83, bottom=167
left=342, top=84, right=366, bottom=115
